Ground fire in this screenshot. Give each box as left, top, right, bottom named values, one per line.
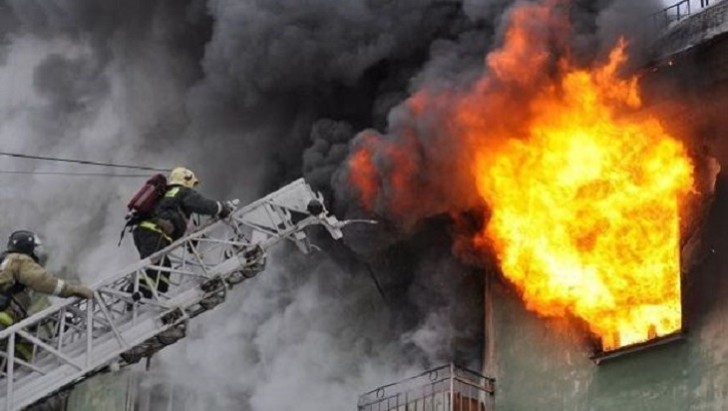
left=345, top=2, right=695, bottom=351
left=346, top=129, right=428, bottom=226
left=465, top=13, right=693, bottom=350
left=348, top=135, right=380, bottom=211
left=471, top=62, right=692, bottom=349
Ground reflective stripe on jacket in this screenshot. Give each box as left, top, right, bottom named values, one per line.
left=138, top=221, right=173, bottom=243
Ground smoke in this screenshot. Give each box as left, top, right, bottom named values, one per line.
left=303, top=119, right=355, bottom=193
left=188, top=0, right=473, bottom=196
left=0, top=0, right=668, bottom=409
left=0, top=0, right=212, bottom=278
left=151, top=250, right=430, bottom=409
left=332, top=0, right=665, bottom=226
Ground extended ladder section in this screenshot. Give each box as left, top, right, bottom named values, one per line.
left=0, top=179, right=357, bottom=410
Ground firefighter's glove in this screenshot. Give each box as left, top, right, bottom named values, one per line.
left=218, top=202, right=234, bottom=219
left=68, top=285, right=95, bottom=300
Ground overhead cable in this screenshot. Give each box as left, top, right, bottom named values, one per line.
left=0, top=170, right=148, bottom=178
left=0, top=150, right=170, bottom=172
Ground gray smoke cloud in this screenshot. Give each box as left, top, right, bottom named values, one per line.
left=330, top=0, right=665, bottom=225
left=153, top=250, right=432, bottom=409
left=0, top=0, right=667, bottom=409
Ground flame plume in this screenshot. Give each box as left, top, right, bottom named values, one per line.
left=346, top=2, right=694, bottom=351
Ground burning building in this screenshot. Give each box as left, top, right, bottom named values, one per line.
left=342, top=0, right=697, bottom=354
left=1, top=0, right=727, bottom=410
left=346, top=0, right=728, bottom=410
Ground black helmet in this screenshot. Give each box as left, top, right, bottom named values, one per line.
left=7, top=230, right=40, bottom=256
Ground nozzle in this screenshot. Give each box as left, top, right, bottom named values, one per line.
left=307, top=200, right=325, bottom=216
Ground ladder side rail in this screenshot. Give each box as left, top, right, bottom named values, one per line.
left=0, top=221, right=261, bottom=391
left=0, top=179, right=317, bottom=340
left=0, top=179, right=344, bottom=410
left=0, top=233, right=239, bottom=408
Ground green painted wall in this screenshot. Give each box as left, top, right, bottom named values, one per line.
left=489, top=282, right=696, bottom=411
left=64, top=370, right=133, bottom=411
left=487, top=172, right=728, bottom=411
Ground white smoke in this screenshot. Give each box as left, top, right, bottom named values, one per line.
left=0, top=36, right=138, bottom=278
left=153, top=249, right=427, bottom=409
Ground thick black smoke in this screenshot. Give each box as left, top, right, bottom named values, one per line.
left=327, top=0, right=665, bottom=230
left=0, top=0, right=665, bottom=409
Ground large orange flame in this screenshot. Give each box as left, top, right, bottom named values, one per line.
left=464, top=6, right=693, bottom=351
left=472, top=49, right=692, bottom=350
left=346, top=2, right=695, bottom=351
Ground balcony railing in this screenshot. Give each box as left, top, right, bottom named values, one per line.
left=357, top=364, right=495, bottom=411
left=651, top=0, right=718, bottom=29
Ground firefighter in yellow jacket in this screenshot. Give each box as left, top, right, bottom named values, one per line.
left=131, top=167, right=232, bottom=298
left=0, top=230, right=94, bottom=359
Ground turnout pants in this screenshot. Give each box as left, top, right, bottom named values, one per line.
left=131, top=226, right=172, bottom=298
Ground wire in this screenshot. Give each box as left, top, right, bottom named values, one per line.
left=365, top=263, right=388, bottom=305
left=0, top=150, right=170, bottom=172
left=0, top=170, right=149, bottom=178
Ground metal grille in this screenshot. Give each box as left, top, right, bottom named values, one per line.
left=357, top=364, right=495, bottom=411
left=651, top=0, right=718, bottom=29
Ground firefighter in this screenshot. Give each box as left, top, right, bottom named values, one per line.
left=0, top=230, right=94, bottom=360
left=120, top=167, right=232, bottom=357
left=131, top=166, right=232, bottom=298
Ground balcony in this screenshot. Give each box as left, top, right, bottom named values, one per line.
left=357, top=364, right=495, bottom=411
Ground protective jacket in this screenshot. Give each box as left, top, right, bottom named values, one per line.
left=0, top=252, right=80, bottom=324
left=148, top=184, right=222, bottom=240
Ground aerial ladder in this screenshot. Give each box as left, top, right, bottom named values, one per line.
left=0, top=179, right=361, bottom=410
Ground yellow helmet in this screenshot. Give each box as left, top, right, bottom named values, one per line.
left=168, top=167, right=199, bottom=188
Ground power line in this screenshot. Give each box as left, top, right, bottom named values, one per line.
left=0, top=150, right=170, bottom=172
left=0, top=170, right=149, bottom=178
